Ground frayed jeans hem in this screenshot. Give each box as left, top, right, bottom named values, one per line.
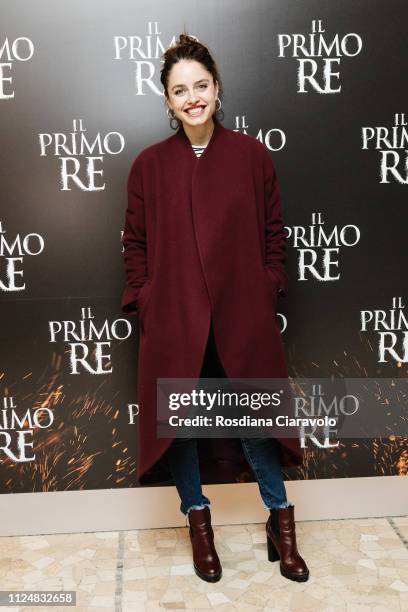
left=266, top=501, right=294, bottom=510
left=185, top=502, right=211, bottom=515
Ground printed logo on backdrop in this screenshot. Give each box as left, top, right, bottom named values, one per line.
left=48, top=307, right=132, bottom=374
left=0, top=37, right=34, bottom=99
left=38, top=119, right=125, bottom=191
left=0, top=221, right=45, bottom=292
left=114, top=22, right=191, bottom=95
left=128, top=404, right=139, bottom=425
left=286, top=212, right=361, bottom=282
left=277, top=20, right=363, bottom=93
left=361, top=297, right=407, bottom=364
left=234, top=116, right=286, bottom=151
left=362, top=113, right=408, bottom=184
left=0, top=397, right=53, bottom=462
left=296, top=383, right=355, bottom=449
left=234, top=116, right=288, bottom=333
left=279, top=381, right=356, bottom=449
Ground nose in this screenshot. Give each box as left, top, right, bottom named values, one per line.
left=186, top=89, right=199, bottom=103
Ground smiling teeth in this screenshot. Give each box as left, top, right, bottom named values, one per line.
left=186, top=107, right=205, bottom=115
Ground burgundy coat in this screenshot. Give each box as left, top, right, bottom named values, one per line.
left=121, top=116, right=304, bottom=486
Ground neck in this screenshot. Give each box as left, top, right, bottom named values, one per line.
left=182, top=116, right=215, bottom=146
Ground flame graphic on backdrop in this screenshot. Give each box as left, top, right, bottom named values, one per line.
left=0, top=345, right=138, bottom=492
left=284, top=328, right=408, bottom=480
left=0, top=326, right=406, bottom=493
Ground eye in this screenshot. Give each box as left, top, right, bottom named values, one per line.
left=174, top=89, right=184, bottom=96
left=198, top=84, right=207, bottom=90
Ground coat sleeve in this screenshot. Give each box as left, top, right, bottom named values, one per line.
left=121, top=156, right=148, bottom=316
left=263, top=149, right=289, bottom=297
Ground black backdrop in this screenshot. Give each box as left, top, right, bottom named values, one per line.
left=1, top=0, right=407, bottom=493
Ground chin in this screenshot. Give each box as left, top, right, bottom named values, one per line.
left=186, top=117, right=206, bottom=126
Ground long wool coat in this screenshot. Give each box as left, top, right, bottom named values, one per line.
left=121, top=115, right=304, bottom=486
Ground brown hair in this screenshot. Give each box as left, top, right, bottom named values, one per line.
left=160, top=32, right=224, bottom=122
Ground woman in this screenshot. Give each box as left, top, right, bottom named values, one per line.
left=121, top=33, right=309, bottom=584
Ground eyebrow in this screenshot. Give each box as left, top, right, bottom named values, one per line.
left=171, top=78, right=209, bottom=91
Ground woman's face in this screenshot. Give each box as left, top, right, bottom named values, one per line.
left=166, top=59, right=219, bottom=129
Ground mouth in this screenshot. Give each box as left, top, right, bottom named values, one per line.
left=184, top=105, right=207, bottom=117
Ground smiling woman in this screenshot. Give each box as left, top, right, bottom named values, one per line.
left=166, top=65, right=217, bottom=143
left=121, top=31, right=309, bottom=585
left=160, top=34, right=223, bottom=145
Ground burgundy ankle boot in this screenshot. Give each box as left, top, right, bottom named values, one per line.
left=188, top=506, right=222, bottom=582
left=266, top=504, right=309, bottom=582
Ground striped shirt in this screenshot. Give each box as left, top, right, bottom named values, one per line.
left=191, top=143, right=207, bottom=158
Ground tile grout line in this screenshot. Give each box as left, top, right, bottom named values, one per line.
left=115, top=531, right=125, bottom=612
left=387, top=517, right=408, bottom=550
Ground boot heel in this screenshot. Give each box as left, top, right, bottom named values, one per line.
left=266, top=534, right=280, bottom=562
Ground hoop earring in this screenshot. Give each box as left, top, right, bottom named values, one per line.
left=215, top=97, right=224, bottom=121
left=166, top=105, right=180, bottom=130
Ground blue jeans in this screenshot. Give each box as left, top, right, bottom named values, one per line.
left=166, top=436, right=292, bottom=515
left=165, top=320, right=292, bottom=516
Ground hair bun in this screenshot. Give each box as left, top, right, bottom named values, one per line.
left=178, top=33, right=200, bottom=46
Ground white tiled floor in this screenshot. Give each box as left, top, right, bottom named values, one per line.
left=1, top=515, right=407, bottom=611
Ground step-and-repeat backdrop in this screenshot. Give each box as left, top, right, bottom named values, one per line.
left=1, top=0, right=407, bottom=493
